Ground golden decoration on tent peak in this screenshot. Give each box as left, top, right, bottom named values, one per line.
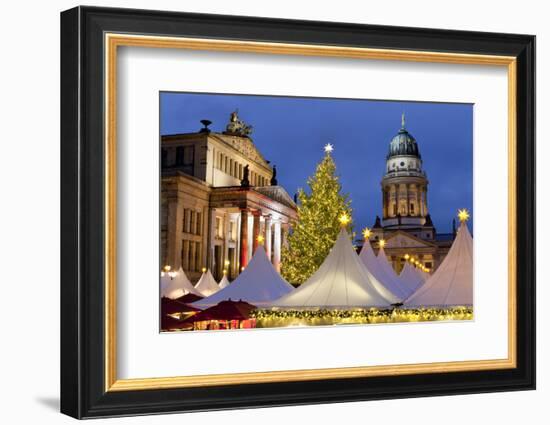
left=362, top=227, right=372, bottom=239
left=324, top=143, right=334, bottom=154
left=378, top=239, right=386, bottom=248
left=338, top=212, right=351, bottom=226
left=458, top=208, right=470, bottom=223
left=257, top=234, right=265, bottom=245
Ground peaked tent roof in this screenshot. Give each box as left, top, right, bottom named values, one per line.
left=405, top=222, right=473, bottom=307
left=194, top=269, right=220, bottom=297
left=160, top=267, right=202, bottom=299
left=218, top=274, right=231, bottom=289
left=269, top=229, right=399, bottom=309
left=192, top=246, right=294, bottom=309
left=398, top=263, right=426, bottom=295
left=359, top=244, right=412, bottom=300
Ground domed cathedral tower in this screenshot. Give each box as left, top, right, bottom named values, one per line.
left=365, top=114, right=454, bottom=276
left=380, top=113, right=432, bottom=237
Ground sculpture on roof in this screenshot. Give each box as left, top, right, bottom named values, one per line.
left=225, top=109, right=253, bottom=137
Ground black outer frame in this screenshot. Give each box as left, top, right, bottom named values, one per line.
left=60, top=6, right=536, bottom=419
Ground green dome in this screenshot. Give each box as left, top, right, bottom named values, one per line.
left=387, top=114, right=421, bottom=159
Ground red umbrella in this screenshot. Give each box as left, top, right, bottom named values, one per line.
left=175, top=293, right=203, bottom=304
left=161, top=297, right=201, bottom=315
left=161, top=314, right=193, bottom=331
left=184, top=300, right=256, bottom=323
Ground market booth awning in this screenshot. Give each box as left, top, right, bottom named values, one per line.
left=161, top=297, right=201, bottom=315
left=269, top=228, right=398, bottom=309
left=192, top=246, right=294, bottom=309
left=185, top=300, right=257, bottom=323
left=405, top=221, right=473, bottom=307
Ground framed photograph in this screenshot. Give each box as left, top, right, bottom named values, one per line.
left=60, top=6, right=535, bottom=419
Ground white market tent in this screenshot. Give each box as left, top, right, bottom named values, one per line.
left=398, top=262, right=426, bottom=295
left=359, top=241, right=412, bottom=300
left=194, top=269, right=221, bottom=297
left=269, top=228, right=399, bottom=309
left=218, top=274, right=231, bottom=289
left=405, top=221, right=473, bottom=307
left=160, top=267, right=202, bottom=299
left=192, top=246, right=294, bottom=309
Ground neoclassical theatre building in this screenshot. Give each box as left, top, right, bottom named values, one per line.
left=161, top=111, right=297, bottom=282
left=364, top=115, right=455, bottom=274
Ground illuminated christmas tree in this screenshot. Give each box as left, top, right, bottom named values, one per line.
left=281, top=144, right=352, bottom=284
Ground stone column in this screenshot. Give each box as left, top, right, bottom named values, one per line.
left=252, top=211, right=261, bottom=253
left=239, top=209, right=249, bottom=269
left=207, top=208, right=216, bottom=271
left=423, top=186, right=428, bottom=215
left=273, top=220, right=281, bottom=272
left=166, top=196, right=184, bottom=269
left=265, top=215, right=272, bottom=260
left=405, top=184, right=410, bottom=216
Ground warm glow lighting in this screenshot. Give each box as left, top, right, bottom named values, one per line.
left=458, top=208, right=470, bottom=223
left=163, top=265, right=171, bottom=272
left=379, top=239, right=386, bottom=248
left=201, top=267, right=207, bottom=273
left=324, top=143, right=334, bottom=153
left=223, top=269, right=228, bottom=275
left=362, top=227, right=371, bottom=239
left=241, top=266, right=245, bottom=272
left=224, top=260, right=230, bottom=267
left=404, top=254, right=410, bottom=260
left=338, top=212, right=351, bottom=226
left=257, top=234, right=265, bottom=244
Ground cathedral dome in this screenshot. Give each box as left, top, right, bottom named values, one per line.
left=387, top=114, right=421, bottom=159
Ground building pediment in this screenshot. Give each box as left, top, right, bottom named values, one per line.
left=384, top=231, right=436, bottom=248
left=212, top=133, right=271, bottom=171
left=254, top=186, right=297, bottom=210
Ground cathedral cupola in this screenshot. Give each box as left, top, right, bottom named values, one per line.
left=387, top=113, right=421, bottom=159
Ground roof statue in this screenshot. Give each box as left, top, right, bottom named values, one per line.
left=240, top=164, right=250, bottom=187
left=160, top=267, right=202, bottom=299
left=270, top=165, right=278, bottom=186
left=194, top=269, right=221, bottom=297
left=224, top=109, right=253, bottom=137
left=405, top=218, right=473, bottom=307
left=269, top=228, right=399, bottom=309
left=192, top=246, right=294, bottom=309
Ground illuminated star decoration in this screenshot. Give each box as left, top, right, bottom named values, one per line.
left=457, top=208, right=470, bottom=223
left=324, top=143, right=334, bottom=154
left=379, top=239, right=386, bottom=248
left=338, top=212, right=351, bottom=226
left=362, top=227, right=372, bottom=239
left=257, top=234, right=265, bottom=244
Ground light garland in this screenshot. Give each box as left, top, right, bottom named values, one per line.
left=251, top=307, right=473, bottom=328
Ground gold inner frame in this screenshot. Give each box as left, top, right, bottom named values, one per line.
left=104, top=33, right=517, bottom=392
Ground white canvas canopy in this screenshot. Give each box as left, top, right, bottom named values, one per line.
left=218, top=274, right=231, bottom=289
left=194, top=269, right=220, bottom=297
left=398, top=263, right=426, bottom=295
left=160, top=267, right=201, bottom=299
left=192, top=246, right=294, bottom=309
left=270, top=228, right=399, bottom=309
left=359, top=241, right=412, bottom=300
left=405, top=222, right=473, bottom=307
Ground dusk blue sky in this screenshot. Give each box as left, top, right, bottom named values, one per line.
left=160, top=92, right=473, bottom=234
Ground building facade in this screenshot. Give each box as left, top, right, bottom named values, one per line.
left=161, top=112, right=297, bottom=282
left=365, top=114, right=454, bottom=274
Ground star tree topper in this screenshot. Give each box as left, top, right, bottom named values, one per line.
left=324, top=143, right=334, bottom=154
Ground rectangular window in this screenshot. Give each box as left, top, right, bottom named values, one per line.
left=238, top=164, right=242, bottom=179
left=175, top=146, right=184, bottom=165
left=196, top=212, right=202, bottom=235
left=195, top=243, right=201, bottom=271
left=225, top=157, right=229, bottom=173
left=410, top=203, right=415, bottom=214
left=189, top=211, right=195, bottom=235
left=215, top=217, right=223, bottom=238
left=229, top=221, right=235, bottom=241
left=425, top=262, right=433, bottom=268
left=229, top=159, right=234, bottom=176
left=161, top=148, right=168, bottom=168
left=183, top=146, right=194, bottom=166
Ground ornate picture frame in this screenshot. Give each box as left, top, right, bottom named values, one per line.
left=60, top=6, right=535, bottom=419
